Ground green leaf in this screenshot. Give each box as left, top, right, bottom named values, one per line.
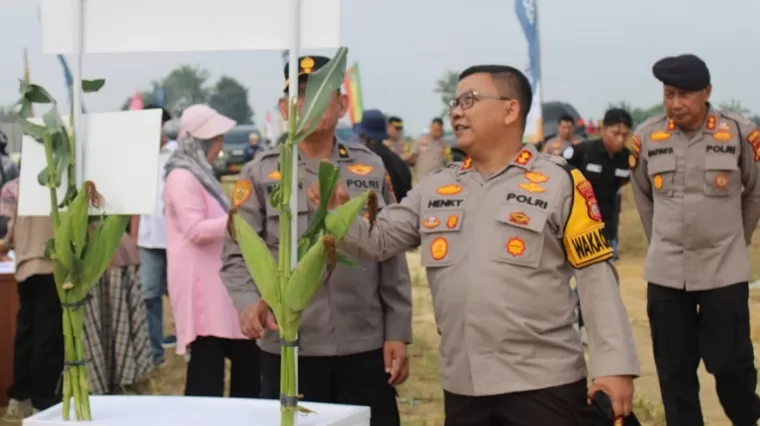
left=284, top=236, right=327, bottom=312
left=18, top=118, right=47, bottom=140
left=324, top=190, right=371, bottom=241
left=233, top=214, right=282, bottom=313
left=53, top=210, right=73, bottom=271
left=268, top=181, right=283, bottom=208
left=81, top=79, right=106, bottom=93
left=37, top=131, right=72, bottom=188
left=52, top=259, right=68, bottom=301
left=292, top=47, right=349, bottom=143
left=301, top=162, right=340, bottom=239
left=80, top=215, right=130, bottom=288
left=66, top=185, right=88, bottom=257
left=43, top=238, right=56, bottom=260
left=23, top=83, right=55, bottom=104
left=42, top=105, right=65, bottom=131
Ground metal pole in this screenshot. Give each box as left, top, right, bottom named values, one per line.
left=287, top=0, right=301, bottom=400
left=72, top=0, right=85, bottom=186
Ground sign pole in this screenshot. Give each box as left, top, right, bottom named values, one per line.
left=287, top=0, right=302, bottom=401
left=72, top=0, right=85, bottom=186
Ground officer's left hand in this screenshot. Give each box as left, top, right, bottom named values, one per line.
left=587, top=375, right=634, bottom=418
left=383, top=341, right=409, bottom=386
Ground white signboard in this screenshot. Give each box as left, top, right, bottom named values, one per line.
left=18, top=110, right=162, bottom=216
left=40, top=0, right=341, bottom=54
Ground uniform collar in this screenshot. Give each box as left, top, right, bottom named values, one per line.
left=295, top=138, right=351, bottom=166
left=457, top=143, right=538, bottom=176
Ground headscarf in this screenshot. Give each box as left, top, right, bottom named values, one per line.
left=164, top=135, right=229, bottom=211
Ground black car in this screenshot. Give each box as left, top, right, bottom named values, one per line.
left=539, top=101, right=588, bottom=148
left=213, top=125, right=260, bottom=178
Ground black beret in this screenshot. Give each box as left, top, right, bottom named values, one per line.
left=283, top=55, right=331, bottom=92
left=652, top=54, right=711, bottom=91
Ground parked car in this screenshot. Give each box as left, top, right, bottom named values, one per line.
left=539, top=101, right=588, bottom=148
left=213, top=125, right=259, bottom=178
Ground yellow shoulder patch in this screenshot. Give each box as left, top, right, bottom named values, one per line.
left=562, top=169, right=613, bottom=268
left=231, top=179, right=254, bottom=208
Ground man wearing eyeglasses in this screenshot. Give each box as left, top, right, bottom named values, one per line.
left=308, top=64, right=640, bottom=425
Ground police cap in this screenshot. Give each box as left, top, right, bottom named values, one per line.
left=283, top=55, right=330, bottom=92
left=652, top=54, right=711, bottom=91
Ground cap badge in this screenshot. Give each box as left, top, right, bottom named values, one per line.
left=300, top=57, right=315, bottom=74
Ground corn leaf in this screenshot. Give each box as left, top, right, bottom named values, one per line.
left=81, top=79, right=106, bottom=93
left=42, top=105, right=65, bottom=130
left=80, top=215, right=129, bottom=288
left=291, top=47, right=349, bottom=143
left=232, top=214, right=281, bottom=312
left=53, top=209, right=73, bottom=270
left=67, top=185, right=89, bottom=257
left=301, top=162, right=340, bottom=239
left=324, top=190, right=371, bottom=241
left=284, top=236, right=327, bottom=312
left=336, top=250, right=361, bottom=268
left=36, top=132, right=71, bottom=187
left=52, top=259, right=68, bottom=301
left=18, top=118, right=47, bottom=141
left=21, top=82, right=55, bottom=104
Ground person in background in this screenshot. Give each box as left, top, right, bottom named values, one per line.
left=165, top=104, right=260, bottom=398
left=243, top=131, right=263, bottom=163
left=0, top=130, right=20, bottom=238
left=405, top=117, right=450, bottom=180
left=383, top=116, right=407, bottom=157
left=563, top=108, right=633, bottom=259
left=542, top=114, right=582, bottom=155
left=0, top=174, right=61, bottom=421
left=133, top=105, right=177, bottom=366
left=356, top=109, right=413, bottom=202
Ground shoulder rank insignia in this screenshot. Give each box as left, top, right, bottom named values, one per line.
left=705, top=115, right=717, bottom=130
left=338, top=144, right=349, bottom=159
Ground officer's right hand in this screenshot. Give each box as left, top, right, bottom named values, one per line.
left=239, top=300, right=278, bottom=339
left=306, top=181, right=350, bottom=210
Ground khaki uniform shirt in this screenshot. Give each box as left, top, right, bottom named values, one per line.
left=340, top=144, right=640, bottom=396
left=542, top=136, right=581, bottom=156
left=383, top=138, right=407, bottom=157
left=411, top=135, right=448, bottom=179
left=629, top=109, right=760, bottom=291
left=0, top=179, right=54, bottom=282
left=221, top=141, right=413, bottom=356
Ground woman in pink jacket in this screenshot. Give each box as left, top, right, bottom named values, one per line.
left=164, top=104, right=260, bottom=397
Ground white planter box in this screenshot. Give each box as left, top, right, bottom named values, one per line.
left=24, top=396, right=370, bottom=426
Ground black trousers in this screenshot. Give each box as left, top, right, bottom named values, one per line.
left=648, top=282, right=760, bottom=426
left=260, top=349, right=400, bottom=426
left=443, top=379, right=595, bottom=426
left=184, top=336, right=261, bottom=398
left=6, top=274, right=64, bottom=411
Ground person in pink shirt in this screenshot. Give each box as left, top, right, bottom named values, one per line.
left=164, top=104, right=260, bottom=397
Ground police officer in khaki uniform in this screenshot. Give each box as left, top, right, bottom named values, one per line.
left=220, top=55, right=412, bottom=426
left=406, top=117, right=450, bottom=179
left=383, top=116, right=407, bottom=156
left=629, top=54, right=760, bottom=426
left=312, top=64, right=640, bottom=426
left=542, top=114, right=582, bottom=156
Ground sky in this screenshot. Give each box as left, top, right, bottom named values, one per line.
left=1, top=0, right=759, bottom=135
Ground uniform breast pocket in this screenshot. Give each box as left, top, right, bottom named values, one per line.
left=490, top=205, right=548, bottom=269
left=419, top=210, right=464, bottom=268
left=647, top=156, right=677, bottom=197
left=704, top=155, right=739, bottom=197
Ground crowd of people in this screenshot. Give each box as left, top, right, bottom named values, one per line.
left=3, top=51, right=760, bottom=426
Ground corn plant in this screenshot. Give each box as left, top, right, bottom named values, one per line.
left=16, top=81, right=129, bottom=421
left=227, top=47, right=378, bottom=426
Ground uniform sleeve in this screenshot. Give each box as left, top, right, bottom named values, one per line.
left=628, top=133, right=653, bottom=241
left=559, top=169, right=640, bottom=379
left=376, top=170, right=413, bottom=343
left=339, top=182, right=423, bottom=262
left=739, top=123, right=760, bottom=244
left=220, top=162, right=265, bottom=315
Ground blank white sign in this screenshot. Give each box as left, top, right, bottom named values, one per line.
left=18, top=110, right=162, bottom=216
left=40, top=0, right=341, bottom=54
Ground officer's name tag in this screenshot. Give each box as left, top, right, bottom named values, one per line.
left=585, top=163, right=602, bottom=173
left=614, top=168, right=630, bottom=178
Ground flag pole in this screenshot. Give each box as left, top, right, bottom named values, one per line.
left=72, top=0, right=85, bottom=186
left=287, top=0, right=301, bottom=399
